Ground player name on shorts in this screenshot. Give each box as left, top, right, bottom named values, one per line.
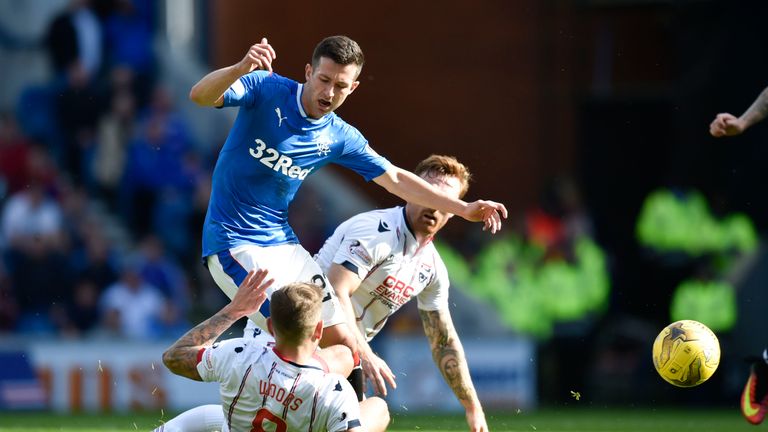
left=250, top=138, right=314, bottom=179
left=373, top=275, right=414, bottom=308
left=258, top=380, right=303, bottom=411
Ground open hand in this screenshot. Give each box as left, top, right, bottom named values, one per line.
left=462, top=200, right=508, bottom=234
left=229, top=269, right=274, bottom=317
left=361, top=350, right=397, bottom=397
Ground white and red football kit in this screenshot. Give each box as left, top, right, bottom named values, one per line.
left=314, top=206, right=450, bottom=341
left=196, top=336, right=361, bottom=432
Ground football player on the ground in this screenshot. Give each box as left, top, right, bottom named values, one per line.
left=155, top=269, right=389, bottom=432
left=190, top=36, right=507, bottom=384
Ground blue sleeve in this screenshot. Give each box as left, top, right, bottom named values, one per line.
left=335, top=126, right=391, bottom=181
left=221, top=71, right=270, bottom=108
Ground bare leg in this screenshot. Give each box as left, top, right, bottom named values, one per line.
left=317, top=344, right=354, bottom=377
left=360, top=396, right=390, bottom=432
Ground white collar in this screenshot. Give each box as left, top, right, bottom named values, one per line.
left=296, top=83, right=325, bottom=124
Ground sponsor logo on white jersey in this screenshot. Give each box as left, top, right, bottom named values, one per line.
left=373, top=275, right=414, bottom=307
left=250, top=138, right=313, bottom=179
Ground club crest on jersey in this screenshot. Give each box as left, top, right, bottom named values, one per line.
left=348, top=240, right=372, bottom=265
left=316, top=138, right=331, bottom=157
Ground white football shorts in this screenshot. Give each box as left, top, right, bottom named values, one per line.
left=206, top=243, right=345, bottom=335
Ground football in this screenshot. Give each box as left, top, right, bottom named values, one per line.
left=652, top=319, right=720, bottom=387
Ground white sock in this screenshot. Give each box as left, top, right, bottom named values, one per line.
left=154, top=404, right=225, bottom=432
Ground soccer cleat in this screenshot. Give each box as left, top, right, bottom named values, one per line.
left=741, top=349, right=768, bottom=425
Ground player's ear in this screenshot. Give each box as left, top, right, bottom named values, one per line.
left=305, top=63, right=312, bottom=81
left=313, top=320, right=323, bottom=341
left=349, top=81, right=360, bottom=94
left=266, top=317, right=274, bottom=336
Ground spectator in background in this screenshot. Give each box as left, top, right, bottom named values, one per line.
left=103, top=0, right=156, bottom=108
left=57, top=277, right=102, bottom=337
left=525, top=176, right=593, bottom=260
left=45, top=0, right=103, bottom=79
left=58, top=181, right=91, bottom=249
left=99, top=257, right=172, bottom=340
left=1, top=181, right=73, bottom=334
left=120, top=84, right=194, bottom=236
left=136, top=234, right=190, bottom=322
left=54, top=61, right=104, bottom=182
left=73, top=229, right=118, bottom=292
left=1, top=181, right=65, bottom=255
left=0, top=112, right=33, bottom=197
left=91, top=87, right=135, bottom=209
left=152, top=150, right=204, bottom=261
left=44, top=0, right=107, bottom=182
left=0, top=264, right=19, bottom=333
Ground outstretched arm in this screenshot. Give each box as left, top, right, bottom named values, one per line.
left=188, top=37, right=276, bottom=107
left=373, top=166, right=507, bottom=233
left=327, top=263, right=397, bottom=396
left=419, top=308, right=487, bottom=432
left=710, top=86, right=768, bottom=137
left=162, top=270, right=273, bottom=380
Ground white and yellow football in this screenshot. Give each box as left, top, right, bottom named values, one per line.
left=652, top=319, right=720, bottom=387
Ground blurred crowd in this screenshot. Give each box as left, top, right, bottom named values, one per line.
left=0, top=0, right=599, bottom=346
left=0, top=0, right=350, bottom=341
left=0, top=0, right=213, bottom=340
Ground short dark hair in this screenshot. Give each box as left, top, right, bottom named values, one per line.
left=311, top=35, right=365, bottom=72
left=269, top=282, right=323, bottom=345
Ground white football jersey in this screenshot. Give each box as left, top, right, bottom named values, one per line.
left=314, top=206, right=450, bottom=340
left=197, top=336, right=361, bottom=432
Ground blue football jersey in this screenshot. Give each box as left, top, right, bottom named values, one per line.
left=202, top=71, right=390, bottom=257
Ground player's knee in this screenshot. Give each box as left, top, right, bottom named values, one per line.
left=321, top=344, right=354, bottom=376
left=373, top=396, right=390, bottom=423
left=362, top=396, right=390, bottom=431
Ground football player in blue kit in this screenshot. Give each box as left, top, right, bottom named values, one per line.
left=189, top=35, right=506, bottom=362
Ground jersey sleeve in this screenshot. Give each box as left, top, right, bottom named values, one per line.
left=416, top=253, right=450, bottom=311
left=334, top=125, right=391, bottom=181
left=196, top=338, right=246, bottom=383
left=330, top=216, right=393, bottom=279
left=321, top=377, right=363, bottom=432
left=221, top=71, right=270, bottom=108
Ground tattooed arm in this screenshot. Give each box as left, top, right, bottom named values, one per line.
left=710, top=86, right=768, bottom=137
left=420, top=309, right=488, bottom=432
left=162, top=270, right=273, bottom=381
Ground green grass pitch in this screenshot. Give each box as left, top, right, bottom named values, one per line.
left=0, top=408, right=759, bottom=432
